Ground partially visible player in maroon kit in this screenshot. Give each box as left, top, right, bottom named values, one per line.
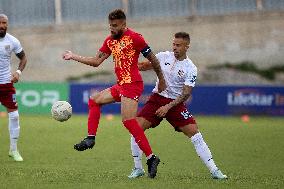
left=62, top=9, right=166, bottom=178
left=0, top=14, right=27, bottom=162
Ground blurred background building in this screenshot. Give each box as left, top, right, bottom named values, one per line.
left=1, top=0, right=283, bottom=85
left=2, top=0, right=284, bottom=26
left=1, top=0, right=284, bottom=115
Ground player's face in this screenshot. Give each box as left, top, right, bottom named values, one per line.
left=109, top=19, right=126, bottom=39
left=0, top=17, right=8, bottom=38
left=172, top=38, right=189, bottom=60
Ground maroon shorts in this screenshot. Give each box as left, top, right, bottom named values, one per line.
left=110, top=81, right=144, bottom=102
left=0, top=83, right=18, bottom=109
left=138, top=93, right=196, bottom=129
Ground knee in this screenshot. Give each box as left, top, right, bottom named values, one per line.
left=136, top=117, right=148, bottom=131
left=192, top=123, right=199, bottom=131
left=121, top=114, right=136, bottom=122
left=190, top=129, right=199, bottom=137
left=90, top=93, right=104, bottom=105
left=190, top=124, right=199, bottom=135
left=88, top=95, right=101, bottom=108
left=180, top=124, right=199, bottom=137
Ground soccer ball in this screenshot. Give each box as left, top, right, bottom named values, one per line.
left=51, top=101, right=72, bottom=122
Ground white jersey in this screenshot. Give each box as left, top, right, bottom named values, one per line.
left=152, top=51, right=197, bottom=99
left=0, top=33, right=23, bottom=84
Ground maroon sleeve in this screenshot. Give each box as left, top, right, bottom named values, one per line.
left=99, top=37, right=112, bottom=54
left=133, top=33, right=148, bottom=52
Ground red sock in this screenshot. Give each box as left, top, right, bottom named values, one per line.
left=88, top=99, right=101, bottom=136
left=123, top=119, right=152, bottom=156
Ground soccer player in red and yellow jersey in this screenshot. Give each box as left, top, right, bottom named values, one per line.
left=62, top=9, right=166, bottom=178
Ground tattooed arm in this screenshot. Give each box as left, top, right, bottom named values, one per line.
left=155, top=85, right=192, bottom=117
left=62, top=50, right=110, bottom=67
left=11, top=50, right=27, bottom=83
left=145, top=52, right=166, bottom=92
left=16, top=50, right=27, bottom=72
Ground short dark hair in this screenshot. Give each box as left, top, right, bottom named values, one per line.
left=175, top=32, right=190, bottom=43
left=108, top=9, right=126, bottom=20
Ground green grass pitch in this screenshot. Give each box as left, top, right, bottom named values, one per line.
left=0, top=114, right=283, bottom=189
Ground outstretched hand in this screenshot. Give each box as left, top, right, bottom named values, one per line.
left=62, top=50, right=73, bottom=60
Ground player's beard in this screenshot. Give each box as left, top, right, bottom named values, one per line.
left=111, top=30, right=123, bottom=39
left=174, top=51, right=180, bottom=59
left=0, top=29, right=6, bottom=38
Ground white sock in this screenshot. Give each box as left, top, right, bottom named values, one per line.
left=191, top=132, right=218, bottom=173
left=8, top=111, right=20, bottom=152
left=130, top=135, right=143, bottom=169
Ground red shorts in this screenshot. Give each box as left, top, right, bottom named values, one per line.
left=138, top=93, right=196, bottom=129
left=0, top=83, right=18, bottom=109
left=110, top=81, right=144, bottom=102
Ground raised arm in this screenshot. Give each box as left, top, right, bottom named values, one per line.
left=145, top=52, right=166, bottom=92
left=11, top=50, right=27, bottom=83
left=62, top=50, right=110, bottom=67
left=155, top=85, right=192, bottom=117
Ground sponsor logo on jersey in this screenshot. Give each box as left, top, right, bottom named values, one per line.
left=120, top=41, right=125, bottom=48
left=133, top=95, right=139, bottom=101
left=190, top=75, right=197, bottom=83
left=178, top=70, right=184, bottom=77
left=5, top=45, right=10, bottom=51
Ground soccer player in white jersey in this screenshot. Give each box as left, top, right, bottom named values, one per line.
left=0, top=14, right=27, bottom=161
left=128, top=32, right=227, bottom=179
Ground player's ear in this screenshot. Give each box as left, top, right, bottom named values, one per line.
left=184, top=39, right=190, bottom=50
left=185, top=44, right=190, bottom=50
left=122, top=20, right=126, bottom=28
